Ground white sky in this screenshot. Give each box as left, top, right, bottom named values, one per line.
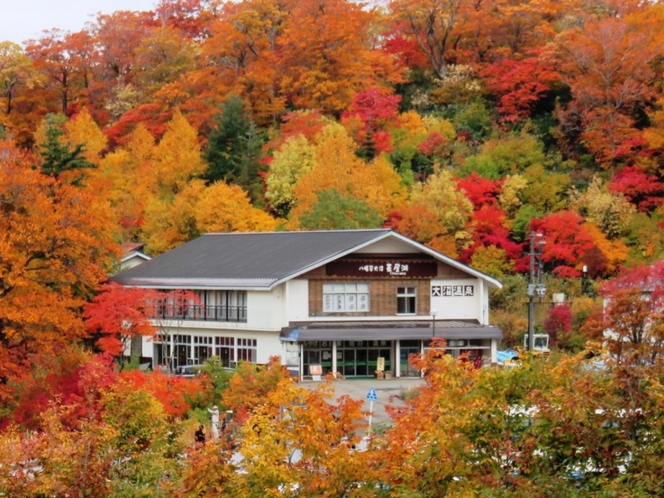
left=1, top=0, right=158, bottom=45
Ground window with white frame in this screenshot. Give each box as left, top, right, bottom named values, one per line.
left=237, top=338, right=257, bottom=363
left=194, top=336, right=213, bottom=364
left=323, top=283, right=369, bottom=312
left=397, top=286, right=417, bottom=314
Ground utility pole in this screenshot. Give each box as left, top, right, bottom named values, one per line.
left=527, top=232, right=546, bottom=351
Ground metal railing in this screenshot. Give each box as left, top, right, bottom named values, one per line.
left=156, top=304, right=247, bottom=323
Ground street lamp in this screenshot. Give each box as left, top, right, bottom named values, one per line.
left=430, top=308, right=438, bottom=341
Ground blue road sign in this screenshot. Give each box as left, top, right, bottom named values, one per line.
left=366, top=387, right=378, bottom=401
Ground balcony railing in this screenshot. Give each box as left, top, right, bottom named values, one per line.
left=156, top=304, right=247, bottom=323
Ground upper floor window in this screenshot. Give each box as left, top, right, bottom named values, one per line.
left=323, top=283, right=369, bottom=312
left=397, top=287, right=417, bottom=314
left=207, top=290, right=246, bottom=322
left=154, top=290, right=248, bottom=322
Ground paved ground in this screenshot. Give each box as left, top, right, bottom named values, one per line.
left=300, top=377, right=425, bottom=429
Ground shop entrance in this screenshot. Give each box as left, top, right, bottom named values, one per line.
left=302, top=341, right=333, bottom=376
left=336, top=340, right=391, bottom=377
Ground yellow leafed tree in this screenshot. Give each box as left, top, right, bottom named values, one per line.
left=143, top=180, right=278, bottom=255
left=265, top=134, right=318, bottom=217
left=98, top=124, right=156, bottom=242
left=195, top=181, right=279, bottom=234
left=288, top=124, right=406, bottom=229
left=151, top=109, right=206, bottom=196
left=394, top=169, right=474, bottom=257
left=142, top=181, right=205, bottom=255
left=64, top=108, right=108, bottom=163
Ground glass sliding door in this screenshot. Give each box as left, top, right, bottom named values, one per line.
left=400, top=340, right=421, bottom=377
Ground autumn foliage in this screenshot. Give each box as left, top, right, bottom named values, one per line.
left=4, top=0, right=664, bottom=492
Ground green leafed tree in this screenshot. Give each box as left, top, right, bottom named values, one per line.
left=461, top=131, right=548, bottom=180
left=203, top=95, right=264, bottom=203
left=265, top=134, right=317, bottom=218
left=299, top=188, right=384, bottom=230
left=36, top=113, right=96, bottom=184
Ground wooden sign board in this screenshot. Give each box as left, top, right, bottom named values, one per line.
left=327, top=260, right=437, bottom=278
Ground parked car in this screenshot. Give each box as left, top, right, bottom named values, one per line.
left=174, top=364, right=204, bottom=378
left=174, top=363, right=235, bottom=378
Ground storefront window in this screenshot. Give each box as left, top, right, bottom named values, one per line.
left=154, top=334, right=252, bottom=369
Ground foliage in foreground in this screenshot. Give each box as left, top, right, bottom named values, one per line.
left=2, top=333, right=664, bottom=496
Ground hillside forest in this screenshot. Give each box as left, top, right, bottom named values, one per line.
left=3, top=0, right=664, bottom=494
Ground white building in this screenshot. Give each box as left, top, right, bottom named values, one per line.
left=118, top=242, right=151, bottom=272
left=112, top=229, right=503, bottom=378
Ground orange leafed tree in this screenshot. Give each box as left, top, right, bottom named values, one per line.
left=25, top=30, right=80, bottom=115
left=555, top=8, right=664, bottom=166
left=194, top=181, right=279, bottom=234
left=279, top=0, right=390, bottom=114
left=236, top=379, right=372, bottom=495
left=0, top=140, right=119, bottom=403
left=119, top=367, right=211, bottom=419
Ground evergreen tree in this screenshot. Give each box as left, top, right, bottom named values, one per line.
left=203, top=95, right=264, bottom=203
left=37, top=114, right=96, bottom=184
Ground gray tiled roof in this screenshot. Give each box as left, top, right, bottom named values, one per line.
left=280, top=319, right=503, bottom=341
left=112, top=229, right=393, bottom=289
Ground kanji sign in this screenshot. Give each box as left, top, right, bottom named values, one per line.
left=327, top=260, right=437, bottom=278
left=438, top=285, right=474, bottom=297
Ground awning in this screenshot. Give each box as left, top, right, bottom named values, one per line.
left=279, top=320, right=502, bottom=342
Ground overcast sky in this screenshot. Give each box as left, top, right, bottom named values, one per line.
left=1, top=0, right=158, bottom=45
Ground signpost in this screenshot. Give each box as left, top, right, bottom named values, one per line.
left=366, top=387, right=378, bottom=436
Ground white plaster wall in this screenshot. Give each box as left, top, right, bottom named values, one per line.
left=255, top=331, right=284, bottom=364
left=247, top=289, right=284, bottom=330
left=430, top=278, right=482, bottom=320
left=120, top=255, right=150, bottom=271
left=483, top=285, right=490, bottom=325
left=286, top=280, right=309, bottom=322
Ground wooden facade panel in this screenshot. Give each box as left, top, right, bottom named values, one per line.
left=437, top=262, right=468, bottom=279
left=303, top=258, right=472, bottom=317
left=309, top=278, right=431, bottom=317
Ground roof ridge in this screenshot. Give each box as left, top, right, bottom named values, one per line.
left=203, top=229, right=392, bottom=236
